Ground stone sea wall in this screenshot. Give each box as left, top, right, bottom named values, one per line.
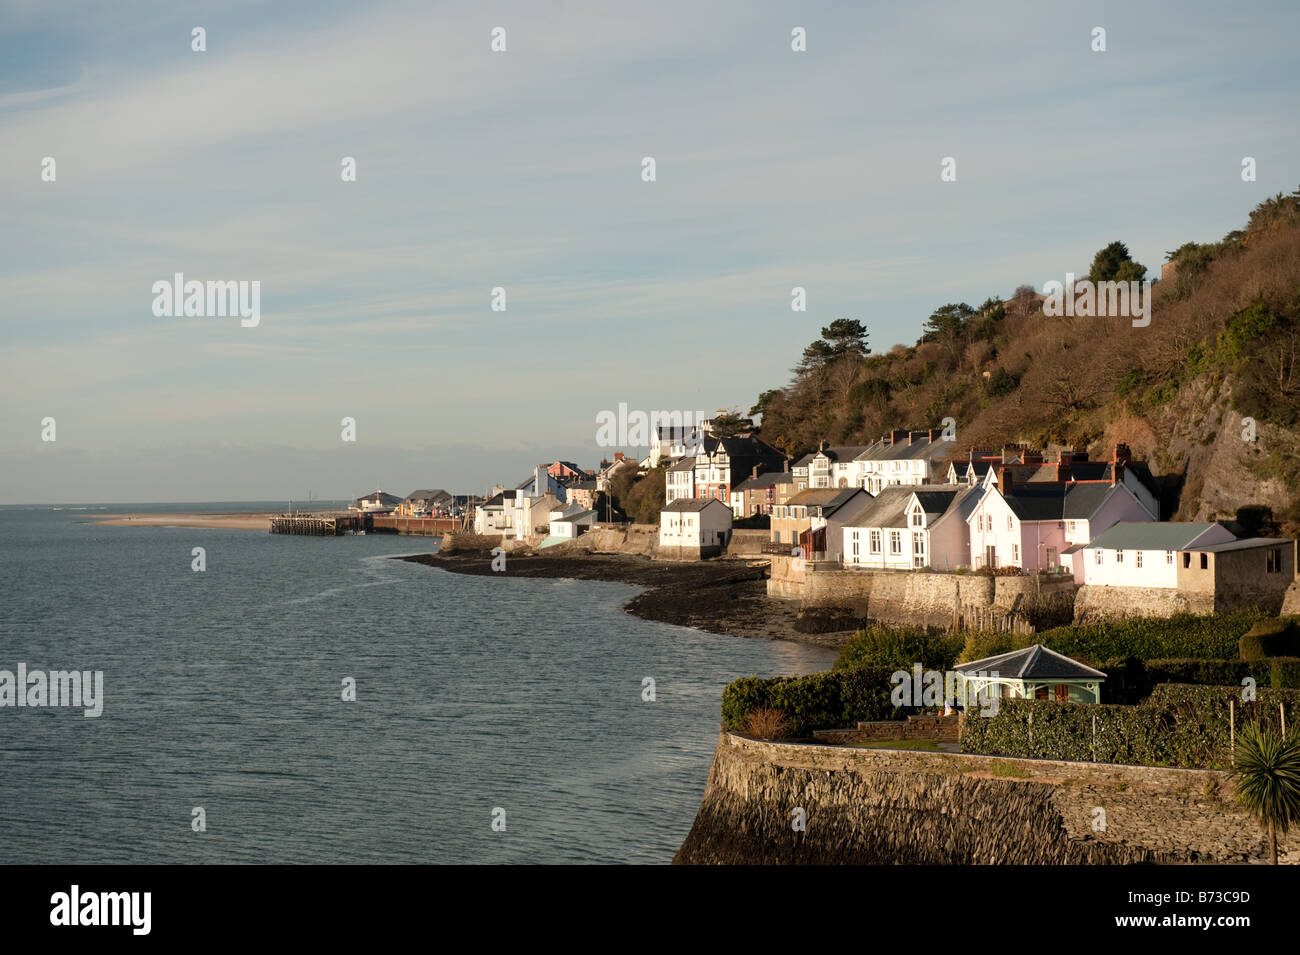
left=674, top=731, right=1296, bottom=865
left=767, top=561, right=1076, bottom=631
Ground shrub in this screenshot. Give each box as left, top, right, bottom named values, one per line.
left=1271, top=657, right=1300, bottom=689
left=955, top=630, right=1032, bottom=664
left=835, top=626, right=963, bottom=671
left=721, top=665, right=901, bottom=737
left=1037, top=612, right=1261, bottom=663
left=1240, top=619, right=1300, bottom=660
left=961, top=684, right=1300, bottom=769
left=740, top=707, right=790, bottom=740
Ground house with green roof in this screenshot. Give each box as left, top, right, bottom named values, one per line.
left=955, top=644, right=1107, bottom=704
left=1079, top=521, right=1235, bottom=588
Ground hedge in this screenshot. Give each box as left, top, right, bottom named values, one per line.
left=1033, top=612, right=1263, bottom=663
left=722, top=665, right=901, bottom=738
left=950, top=613, right=1266, bottom=668
left=834, top=626, right=964, bottom=672
left=1239, top=618, right=1300, bottom=660
left=960, top=683, right=1300, bottom=769
left=1098, top=657, right=1300, bottom=703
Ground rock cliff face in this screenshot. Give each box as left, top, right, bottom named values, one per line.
left=674, top=732, right=1294, bottom=865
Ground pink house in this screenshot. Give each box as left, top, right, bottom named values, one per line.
left=967, top=470, right=1152, bottom=575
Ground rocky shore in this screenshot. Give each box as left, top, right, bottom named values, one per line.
left=400, top=551, right=854, bottom=647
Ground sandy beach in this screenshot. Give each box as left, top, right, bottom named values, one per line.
left=91, top=513, right=275, bottom=531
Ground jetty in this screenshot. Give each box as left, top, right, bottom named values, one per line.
left=269, top=512, right=369, bottom=536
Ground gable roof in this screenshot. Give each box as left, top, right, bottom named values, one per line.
left=836, top=485, right=914, bottom=530
left=733, top=471, right=794, bottom=492
left=1085, top=521, right=1227, bottom=551
left=954, top=644, right=1107, bottom=681
left=404, top=488, right=451, bottom=503
left=662, top=498, right=733, bottom=513
left=990, top=482, right=1126, bottom=523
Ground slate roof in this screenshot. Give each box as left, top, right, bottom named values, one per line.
left=1085, top=521, right=1225, bottom=551
left=836, top=485, right=913, bottom=529
left=954, top=644, right=1107, bottom=681
left=667, top=456, right=697, bottom=472
left=733, top=471, right=794, bottom=492
left=404, top=488, right=451, bottom=503
left=662, top=498, right=732, bottom=513
left=997, top=483, right=1122, bottom=522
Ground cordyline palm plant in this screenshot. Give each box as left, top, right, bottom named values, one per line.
left=1230, top=722, right=1300, bottom=865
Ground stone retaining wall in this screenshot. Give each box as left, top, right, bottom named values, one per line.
left=673, top=731, right=1296, bottom=864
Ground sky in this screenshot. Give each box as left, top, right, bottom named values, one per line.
left=2, top=0, right=1298, bottom=503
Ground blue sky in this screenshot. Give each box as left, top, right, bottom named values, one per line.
left=2, top=0, right=1298, bottom=503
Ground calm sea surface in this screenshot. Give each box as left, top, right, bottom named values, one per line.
left=0, top=504, right=833, bottom=864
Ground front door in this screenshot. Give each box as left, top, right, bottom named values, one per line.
left=985, top=545, right=997, bottom=569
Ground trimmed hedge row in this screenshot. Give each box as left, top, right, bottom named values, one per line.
left=722, top=665, right=901, bottom=738
left=960, top=683, right=1300, bottom=769
left=834, top=626, right=964, bottom=672
left=1033, top=612, right=1265, bottom=662
left=952, top=613, right=1266, bottom=668
left=1098, top=657, right=1300, bottom=703
left=1240, top=618, right=1300, bottom=660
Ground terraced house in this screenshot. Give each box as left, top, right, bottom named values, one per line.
left=967, top=470, right=1151, bottom=573
left=838, top=484, right=985, bottom=571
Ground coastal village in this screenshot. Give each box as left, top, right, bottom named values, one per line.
left=345, top=414, right=1300, bottom=625
left=344, top=410, right=1300, bottom=865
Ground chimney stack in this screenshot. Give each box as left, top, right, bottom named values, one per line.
left=751, top=465, right=760, bottom=479
left=1112, top=443, right=1131, bottom=485
left=1057, top=450, right=1074, bottom=483
left=819, top=440, right=829, bottom=452
left=783, top=458, right=790, bottom=473
left=999, top=466, right=1013, bottom=494
left=890, top=428, right=908, bottom=446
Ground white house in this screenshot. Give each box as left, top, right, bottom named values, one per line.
left=659, top=498, right=733, bottom=559
left=1079, top=522, right=1236, bottom=588
left=791, top=431, right=951, bottom=493
left=547, top=506, right=596, bottom=540
left=472, top=492, right=509, bottom=535
left=838, top=484, right=984, bottom=570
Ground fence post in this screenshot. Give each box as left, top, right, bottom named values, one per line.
left=1028, top=709, right=1033, bottom=751
left=1230, top=698, right=1235, bottom=766
left=1282, top=702, right=1287, bottom=737
left=1091, top=713, right=1097, bottom=763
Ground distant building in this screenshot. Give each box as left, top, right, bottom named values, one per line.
left=353, top=489, right=402, bottom=514
left=659, top=498, right=733, bottom=560
left=730, top=465, right=794, bottom=518
left=399, top=488, right=453, bottom=517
